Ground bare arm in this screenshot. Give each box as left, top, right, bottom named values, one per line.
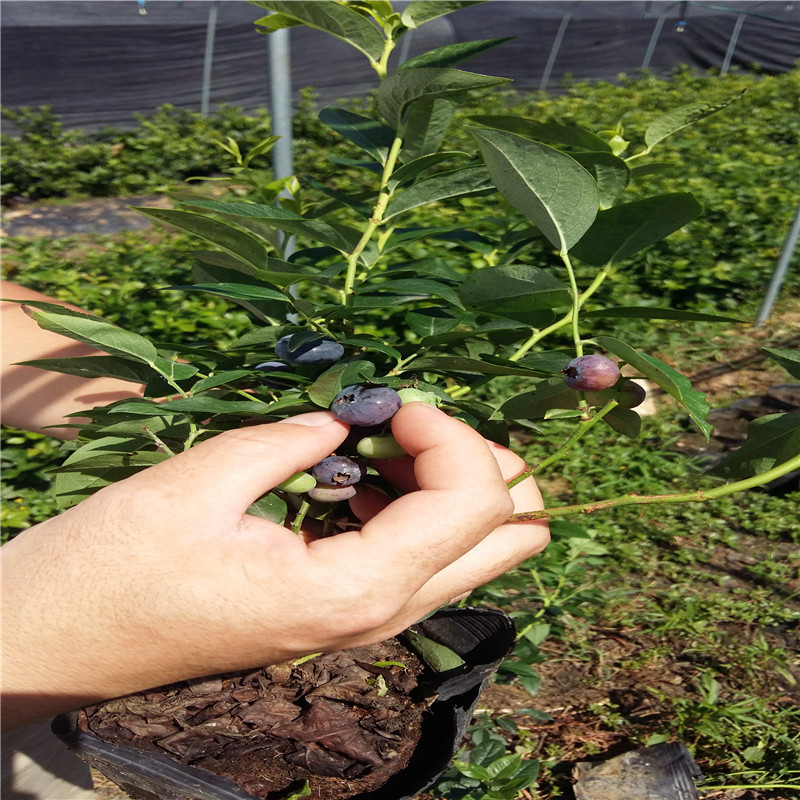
left=1, top=280, right=143, bottom=439
left=1, top=404, right=549, bottom=728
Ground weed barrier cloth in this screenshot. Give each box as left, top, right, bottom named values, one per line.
left=52, top=607, right=516, bottom=800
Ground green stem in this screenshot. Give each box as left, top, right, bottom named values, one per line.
left=342, top=136, right=403, bottom=304
left=509, top=451, right=800, bottom=522
left=561, top=249, right=583, bottom=356
left=291, top=499, right=311, bottom=535
left=142, top=427, right=176, bottom=456
left=507, top=400, right=618, bottom=488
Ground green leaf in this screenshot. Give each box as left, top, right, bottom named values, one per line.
left=710, top=414, right=800, bottom=479
left=405, top=307, right=463, bottom=337
left=360, top=278, right=465, bottom=309
left=499, top=378, right=577, bottom=420
left=191, top=370, right=255, bottom=393
left=399, top=99, right=455, bottom=160
left=471, top=127, right=599, bottom=251
left=52, top=437, right=162, bottom=508
left=570, top=193, right=702, bottom=266
left=516, top=351, right=573, bottom=375
left=603, top=407, right=642, bottom=439
left=389, top=151, right=468, bottom=189
left=569, top=151, right=630, bottom=208
left=24, top=305, right=167, bottom=370
left=252, top=1, right=386, bottom=61
left=595, top=335, right=712, bottom=438
left=384, top=165, right=493, bottom=220
left=178, top=199, right=361, bottom=252
left=15, top=355, right=160, bottom=384
left=398, top=37, right=513, bottom=71
left=485, top=753, right=522, bottom=782
left=400, top=1, right=484, bottom=28
left=112, top=397, right=269, bottom=416
left=52, top=450, right=169, bottom=473
left=318, top=106, right=396, bottom=163
left=381, top=225, right=464, bottom=253
left=134, top=207, right=269, bottom=269
left=403, top=629, right=466, bottom=671
left=459, top=265, right=571, bottom=321
left=763, top=347, right=800, bottom=380
left=469, top=116, right=613, bottom=152
left=247, top=492, right=288, bottom=525
left=337, top=336, right=403, bottom=363
left=190, top=262, right=289, bottom=324
left=404, top=356, right=547, bottom=378
left=583, top=306, right=743, bottom=323
left=174, top=282, right=288, bottom=303
left=378, top=68, right=507, bottom=127
left=644, top=93, right=743, bottom=150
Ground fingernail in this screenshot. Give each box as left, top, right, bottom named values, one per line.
left=277, top=411, right=341, bottom=427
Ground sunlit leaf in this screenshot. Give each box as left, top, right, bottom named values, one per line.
left=471, top=127, right=598, bottom=251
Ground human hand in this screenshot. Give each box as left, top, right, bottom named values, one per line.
left=1, top=403, right=547, bottom=728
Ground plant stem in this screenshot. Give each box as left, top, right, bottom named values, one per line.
left=142, top=426, right=176, bottom=456
left=342, top=136, right=403, bottom=304
left=561, top=249, right=583, bottom=356
left=509, top=451, right=800, bottom=521
left=507, top=401, right=618, bottom=488
left=291, top=499, right=311, bottom=535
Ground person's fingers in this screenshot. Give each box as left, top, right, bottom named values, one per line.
left=93, top=412, right=350, bottom=516
left=313, top=403, right=514, bottom=585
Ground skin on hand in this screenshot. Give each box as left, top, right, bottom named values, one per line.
left=1, top=281, right=144, bottom=439
left=1, top=404, right=547, bottom=730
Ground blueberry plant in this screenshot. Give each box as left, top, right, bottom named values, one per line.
left=14, top=2, right=800, bottom=538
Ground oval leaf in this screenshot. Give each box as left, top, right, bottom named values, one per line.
left=470, top=127, right=599, bottom=251
left=570, top=193, right=702, bottom=266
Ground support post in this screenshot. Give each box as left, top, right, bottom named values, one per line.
left=540, top=3, right=576, bottom=91
left=755, top=202, right=800, bottom=326
left=200, top=1, right=219, bottom=118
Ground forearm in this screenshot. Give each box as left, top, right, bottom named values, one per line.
left=1, top=281, right=143, bottom=439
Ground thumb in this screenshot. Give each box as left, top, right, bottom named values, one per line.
left=105, top=412, right=349, bottom=513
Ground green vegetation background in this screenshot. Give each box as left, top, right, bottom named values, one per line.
left=2, top=67, right=799, bottom=797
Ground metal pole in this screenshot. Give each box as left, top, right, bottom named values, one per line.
left=200, top=1, right=219, bottom=117
left=642, top=1, right=682, bottom=70
left=721, top=11, right=747, bottom=74
left=721, top=1, right=773, bottom=75
left=269, top=27, right=295, bottom=265
left=269, top=28, right=294, bottom=187
left=755, top=202, right=800, bottom=326
left=539, top=3, right=575, bottom=91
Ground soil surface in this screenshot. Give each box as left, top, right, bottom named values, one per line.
left=81, top=641, right=427, bottom=800
left=1, top=195, right=172, bottom=239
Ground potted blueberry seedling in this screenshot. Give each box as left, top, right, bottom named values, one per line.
left=13, top=2, right=800, bottom=798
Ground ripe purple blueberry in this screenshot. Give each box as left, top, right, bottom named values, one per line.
left=562, top=355, right=620, bottom=392
left=330, top=385, right=402, bottom=426
left=311, top=455, right=365, bottom=487
left=254, top=360, right=295, bottom=389
left=275, top=334, right=344, bottom=365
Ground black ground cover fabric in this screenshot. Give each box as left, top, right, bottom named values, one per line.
left=2, top=1, right=799, bottom=132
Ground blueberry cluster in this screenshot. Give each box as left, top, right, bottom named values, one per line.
left=275, top=384, right=441, bottom=506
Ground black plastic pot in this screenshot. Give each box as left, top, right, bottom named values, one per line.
left=52, top=607, right=516, bottom=800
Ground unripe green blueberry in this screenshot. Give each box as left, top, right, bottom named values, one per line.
left=275, top=471, right=317, bottom=494
left=396, top=387, right=440, bottom=406
left=356, top=434, right=407, bottom=460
